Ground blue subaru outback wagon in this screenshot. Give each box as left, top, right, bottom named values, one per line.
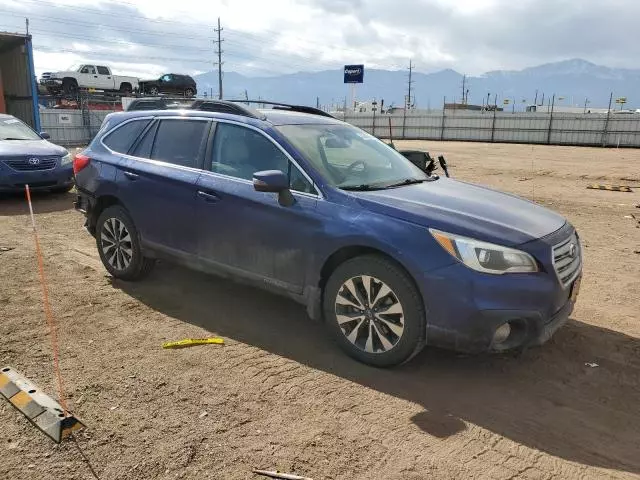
left=74, top=101, right=582, bottom=366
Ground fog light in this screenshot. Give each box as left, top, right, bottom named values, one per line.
left=492, top=323, right=511, bottom=345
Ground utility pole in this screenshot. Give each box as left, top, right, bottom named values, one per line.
left=534, top=90, right=538, bottom=106
left=461, top=75, right=466, bottom=104
left=583, top=97, right=589, bottom=114
left=25, top=18, right=29, bottom=35
left=316, top=96, right=320, bottom=109
left=214, top=17, right=224, bottom=100
left=601, top=92, right=613, bottom=147
left=402, top=59, right=414, bottom=139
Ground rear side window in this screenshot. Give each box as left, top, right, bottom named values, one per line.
left=151, top=119, right=209, bottom=168
left=97, top=66, right=110, bottom=75
left=102, top=119, right=151, bottom=153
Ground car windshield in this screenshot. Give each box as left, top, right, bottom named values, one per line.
left=0, top=118, right=41, bottom=141
left=276, top=123, right=427, bottom=189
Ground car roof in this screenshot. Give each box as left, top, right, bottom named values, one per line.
left=110, top=108, right=343, bottom=128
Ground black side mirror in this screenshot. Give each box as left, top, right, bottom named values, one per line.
left=39, top=131, right=50, bottom=140
left=253, top=170, right=295, bottom=207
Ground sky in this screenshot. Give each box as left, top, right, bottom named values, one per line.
left=0, top=0, right=638, bottom=79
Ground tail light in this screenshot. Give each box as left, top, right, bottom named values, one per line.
left=73, top=154, right=91, bottom=174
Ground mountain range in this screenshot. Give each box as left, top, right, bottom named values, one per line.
left=194, top=59, right=639, bottom=110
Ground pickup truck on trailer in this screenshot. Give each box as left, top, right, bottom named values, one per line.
left=40, top=64, right=139, bottom=96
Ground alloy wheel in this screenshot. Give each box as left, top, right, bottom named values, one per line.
left=100, top=218, right=133, bottom=271
left=334, top=275, right=405, bottom=353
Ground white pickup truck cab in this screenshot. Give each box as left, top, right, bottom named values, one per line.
left=40, top=64, right=139, bottom=96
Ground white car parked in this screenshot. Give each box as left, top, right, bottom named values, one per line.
left=40, top=64, right=139, bottom=96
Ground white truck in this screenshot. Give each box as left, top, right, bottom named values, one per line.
left=40, top=64, right=139, bottom=96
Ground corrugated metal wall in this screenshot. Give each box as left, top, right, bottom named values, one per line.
left=40, top=109, right=111, bottom=146
left=0, top=36, right=35, bottom=128
left=344, top=111, right=640, bottom=147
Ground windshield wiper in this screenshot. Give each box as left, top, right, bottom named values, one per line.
left=383, top=178, right=427, bottom=189
left=0, top=137, right=29, bottom=141
left=340, top=184, right=386, bottom=191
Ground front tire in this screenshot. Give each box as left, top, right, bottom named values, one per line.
left=96, top=205, right=155, bottom=280
left=184, top=88, right=195, bottom=97
left=62, top=79, right=78, bottom=96
left=148, top=86, right=159, bottom=96
left=323, top=255, right=426, bottom=367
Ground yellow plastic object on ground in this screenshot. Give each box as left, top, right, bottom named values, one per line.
left=162, top=338, right=225, bottom=349
left=586, top=184, right=632, bottom=192
left=0, top=366, right=84, bottom=443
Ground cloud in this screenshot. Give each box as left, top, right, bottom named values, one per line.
left=0, top=0, right=637, bottom=80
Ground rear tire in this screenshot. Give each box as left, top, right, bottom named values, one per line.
left=148, top=86, right=159, bottom=96
left=96, top=205, right=155, bottom=280
left=323, top=255, right=426, bottom=367
left=119, top=83, right=132, bottom=95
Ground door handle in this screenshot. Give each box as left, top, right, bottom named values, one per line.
left=197, top=190, right=219, bottom=203
left=123, top=171, right=139, bottom=181
left=94, top=75, right=98, bottom=78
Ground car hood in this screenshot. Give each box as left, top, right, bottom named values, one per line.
left=354, top=178, right=566, bottom=246
left=0, top=139, right=67, bottom=157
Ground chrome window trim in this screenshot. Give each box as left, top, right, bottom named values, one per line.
left=99, top=115, right=323, bottom=199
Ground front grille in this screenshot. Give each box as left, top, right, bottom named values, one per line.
left=552, top=233, right=582, bottom=288
left=3, top=157, right=59, bottom=171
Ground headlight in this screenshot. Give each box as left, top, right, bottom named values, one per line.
left=60, top=153, right=72, bottom=165
left=430, top=229, right=538, bottom=274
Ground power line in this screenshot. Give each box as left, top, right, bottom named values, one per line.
left=2, top=3, right=410, bottom=71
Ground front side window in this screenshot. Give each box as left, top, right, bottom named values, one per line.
left=277, top=124, right=427, bottom=189
left=151, top=119, right=208, bottom=168
left=81, top=66, right=96, bottom=74
left=210, top=123, right=314, bottom=193
left=102, top=119, right=151, bottom=153
left=161, top=75, right=172, bottom=82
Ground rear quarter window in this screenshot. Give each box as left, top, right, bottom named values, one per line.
left=102, top=119, right=151, bottom=153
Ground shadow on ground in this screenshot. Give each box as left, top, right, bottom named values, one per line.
left=0, top=191, right=75, bottom=216
left=114, top=262, right=640, bottom=476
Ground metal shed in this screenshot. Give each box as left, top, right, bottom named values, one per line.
left=0, top=32, right=40, bottom=130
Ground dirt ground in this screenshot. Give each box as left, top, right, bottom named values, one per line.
left=1, top=141, right=639, bottom=480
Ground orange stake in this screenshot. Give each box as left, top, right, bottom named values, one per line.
left=25, top=185, right=68, bottom=413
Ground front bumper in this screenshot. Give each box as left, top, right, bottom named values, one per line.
left=0, top=164, right=74, bottom=193
left=40, top=79, right=63, bottom=86
left=417, top=223, right=581, bottom=353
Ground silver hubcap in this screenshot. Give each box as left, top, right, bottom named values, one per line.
left=334, top=275, right=405, bottom=354
left=100, top=218, right=133, bottom=271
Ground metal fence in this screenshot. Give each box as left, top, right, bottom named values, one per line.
left=40, top=108, right=640, bottom=148
left=344, top=111, right=640, bottom=147
left=40, top=109, right=111, bottom=146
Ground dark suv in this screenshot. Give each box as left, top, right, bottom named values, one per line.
left=139, top=74, right=197, bottom=97
left=73, top=101, right=582, bottom=367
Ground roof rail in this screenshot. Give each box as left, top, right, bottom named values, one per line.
left=228, top=100, right=335, bottom=118
left=189, top=100, right=265, bottom=119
